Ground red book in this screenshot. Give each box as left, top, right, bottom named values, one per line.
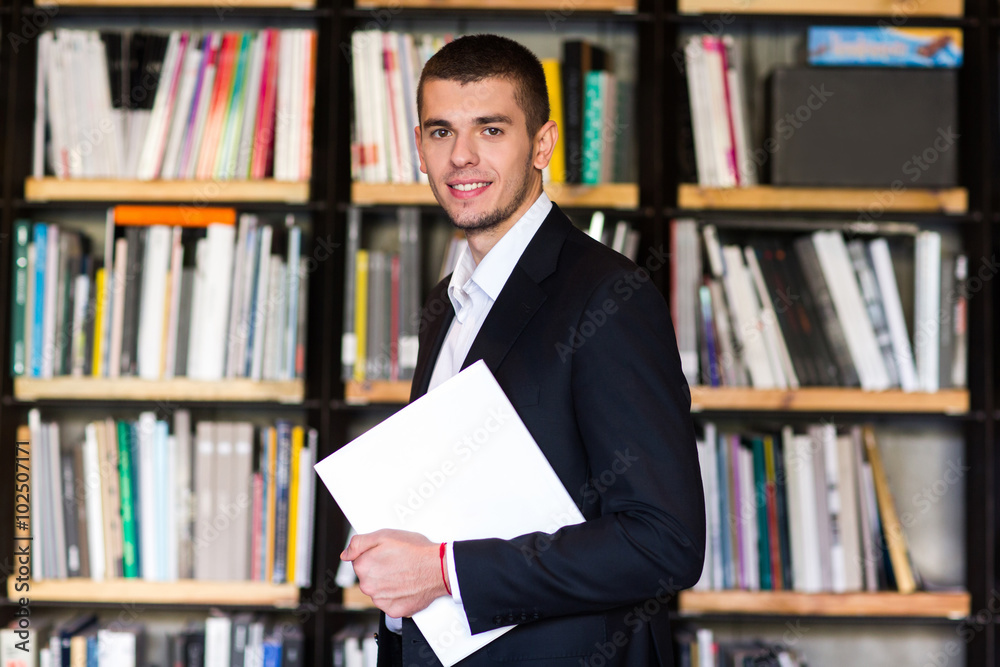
left=252, top=29, right=280, bottom=180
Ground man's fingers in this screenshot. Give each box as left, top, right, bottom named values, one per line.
left=341, top=531, right=377, bottom=561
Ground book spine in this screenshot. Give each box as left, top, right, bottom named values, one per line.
left=11, top=221, right=31, bottom=376
left=117, top=420, right=139, bottom=578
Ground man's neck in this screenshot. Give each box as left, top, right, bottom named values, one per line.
left=466, top=182, right=544, bottom=265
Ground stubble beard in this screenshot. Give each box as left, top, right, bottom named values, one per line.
left=434, top=153, right=536, bottom=235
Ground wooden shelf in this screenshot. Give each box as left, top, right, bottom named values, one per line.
left=344, top=379, right=411, bottom=405
left=690, top=387, right=969, bottom=414
left=678, top=184, right=968, bottom=214
left=342, top=585, right=376, bottom=610
left=24, top=178, right=309, bottom=203
left=351, top=182, right=639, bottom=209
left=355, top=0, right=635, bottom=10
left=7, top=577, right=300, bottom=608
left=676, top=0, right=963, bottom=17
left=679, top=590, right=971, bottom=619
left=14, top=377, right=305, bottom=404
left=34, top=0, right=316, bottom=6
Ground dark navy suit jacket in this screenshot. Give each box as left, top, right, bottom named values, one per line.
left=382, top=203, right=705, bottom=667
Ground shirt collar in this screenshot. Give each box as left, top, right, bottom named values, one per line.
left=448, top=192, right=552, bottom=316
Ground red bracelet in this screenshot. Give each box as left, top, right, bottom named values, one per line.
left=440, top=542, right=452, bottom=596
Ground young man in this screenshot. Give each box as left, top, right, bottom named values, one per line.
left=341, top=34, right=705, bottom=666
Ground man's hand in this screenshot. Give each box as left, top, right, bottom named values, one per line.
left=341, top=529, right=450, bottom=618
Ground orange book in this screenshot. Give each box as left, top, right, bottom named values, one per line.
left=196, top=32, right=239, bottom=179
left=113, top=205, right=236, bottom=227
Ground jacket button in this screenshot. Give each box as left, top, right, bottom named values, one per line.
left=531, top=612, right=540, bottom=620
left=506, top=614, right=516, bottom=623
left=519, top=613, right=529, bottom=622
left=493, top=615, right=503, bottom=625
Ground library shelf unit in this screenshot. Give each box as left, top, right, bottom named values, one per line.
left=0, top=0, right=994, bottom=665
left=23, top=177, right=311, bottom=204
left=0, top=0, right=338, bottom=662
left=677, top=591, right=972, bottom=620
left=6, top=578, right=301, bottom=608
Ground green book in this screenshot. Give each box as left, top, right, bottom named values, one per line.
left=751, top=437, right=772, bottom=591
left=581, top=70, right=605, bottom=185
left=10, top=220, right=30, bottom=376
left=117, top=420, right=139, bottom=578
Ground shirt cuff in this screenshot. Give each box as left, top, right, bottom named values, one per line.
left=386, top=613, right=403, bottom=634
left=445, top=541, right=463, bottom=604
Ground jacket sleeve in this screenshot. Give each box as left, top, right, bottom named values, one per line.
left=453, top=268, right=706, bottom=635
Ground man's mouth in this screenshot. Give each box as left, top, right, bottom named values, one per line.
left=447, top=180, right=492, bottom=198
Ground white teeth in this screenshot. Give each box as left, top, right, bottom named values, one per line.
left=451, top=182, right=489, bottom=192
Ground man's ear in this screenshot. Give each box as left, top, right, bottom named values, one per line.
left=414, top=125, right=427, bottom=174
left=532, top=120, right=558, bottom=171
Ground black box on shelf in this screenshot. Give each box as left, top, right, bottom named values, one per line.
left=766, top=67, right=959, bottom=188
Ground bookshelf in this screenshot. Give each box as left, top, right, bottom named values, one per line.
left=12, top=377, right=306, bottom=403
left=0, top=0, right=995, bottom=665
left=23, top=177, right=311, bottom=204
left=7, top=577, right=301, bottom=608
left=677, top=590, right=972, bottom=619
left=676, top=184, right=970, bottom=215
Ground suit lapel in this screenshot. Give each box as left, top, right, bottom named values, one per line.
left=409, top=281, right=455, bottom=401
left=461, top=204, right=571, bottom=374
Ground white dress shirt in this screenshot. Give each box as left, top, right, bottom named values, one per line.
left=386, top=192, right=552, bottom=634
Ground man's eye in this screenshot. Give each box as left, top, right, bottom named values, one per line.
left=432, top=129, right=451, bottom=138
left=484, top=128, right=502, bottom=136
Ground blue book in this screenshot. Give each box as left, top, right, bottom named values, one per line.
left=262, top=636, right=283, bottom=667
left=272, top=420, right=293, bottom=583
left=31, top=223, right=47, bottom=377
left=698, top=284, right=720, bottom=387
left=715, top=432, right=732, bottom=589
left=808, top=26, right=962, bottom=68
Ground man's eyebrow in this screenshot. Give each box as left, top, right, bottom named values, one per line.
left=423, top=118, right=453, bottom=129
left=475, top=115, right=513, bottom=126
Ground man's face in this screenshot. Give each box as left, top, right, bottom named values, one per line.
left=415, top=77, right=539, bottom=234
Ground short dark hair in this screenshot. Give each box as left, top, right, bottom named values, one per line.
left=417, top=34, right=550, bottom=138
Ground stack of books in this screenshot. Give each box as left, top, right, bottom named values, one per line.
left=9, top=207, right=309, bottom=382
left=21, top=410, right=317, bottom=586
left=0, top=613, right=306, bottom=667
left=695, top=423, right=917, bottom=594
left=670, top=221, right=967, bottom=392
left=341, top=207, right=422, bottom=383
left=35, top=28, right=315, bottom=182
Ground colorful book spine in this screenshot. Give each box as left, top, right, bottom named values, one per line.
left=272, top=420, right=292, bottom=583
left=541, top=59, right=565, bottom=183
left=31, top=223, right=47, bottom=378
left=581, top=70, right=604, bottom=185
left=286, top=425, right=304, bottom=584
left=117, top=420, right=139, bottom=578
